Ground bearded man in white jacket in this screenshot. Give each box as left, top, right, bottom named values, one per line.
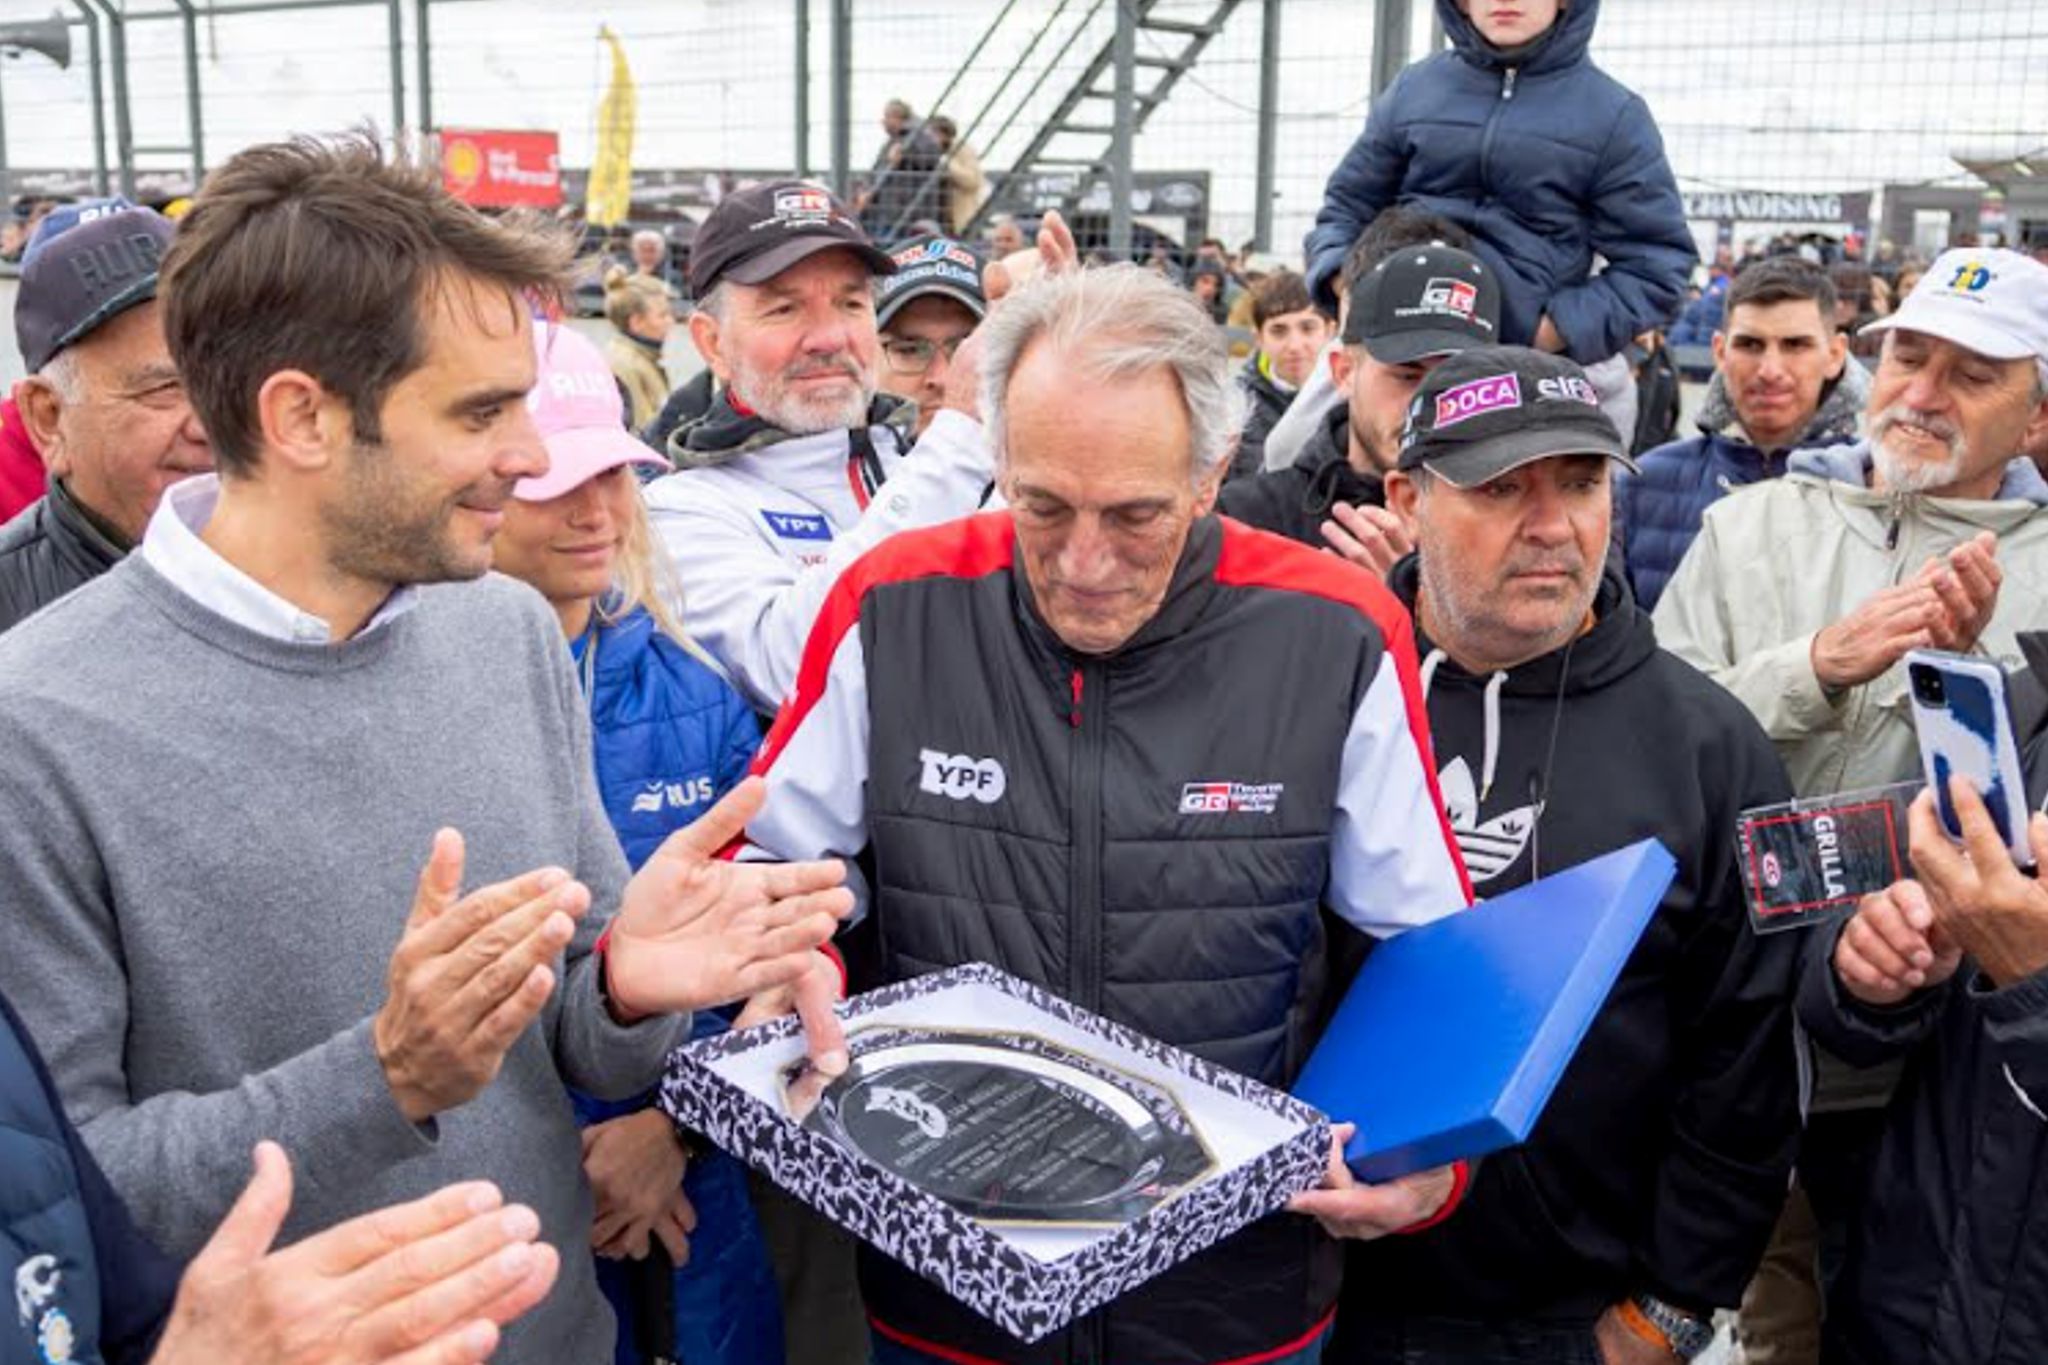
left=647, top=180, right=1071, bottom=714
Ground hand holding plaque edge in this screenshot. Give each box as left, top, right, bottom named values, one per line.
left=1287, top=1123, right=1459, bottom=1241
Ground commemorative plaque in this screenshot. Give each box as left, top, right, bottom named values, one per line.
left=781, top=1025, right=1215, bottom=1226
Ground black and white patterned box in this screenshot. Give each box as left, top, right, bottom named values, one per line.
left=658, top=962, right=1330, bottom=1343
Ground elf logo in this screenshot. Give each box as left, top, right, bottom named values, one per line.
left=630, top=777, right=716, bottom=815
left=1178, top=781, right=1283, bottom=815
left=1438, top=756, right=1542, bottom=885
left=919, top=749, right=1007, bottom=804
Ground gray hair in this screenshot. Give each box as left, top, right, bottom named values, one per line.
left=33, top=349, right=82, bottom=405
left=694, top=281, right=729, bottom=323
left=630, top=228, right=666, bottom=255
left=978, top=263, right=1245, bottom=483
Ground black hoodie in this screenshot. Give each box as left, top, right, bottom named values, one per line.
left=1216, top=401, right=1384, bottom=548
left=1337, top=559, right=1802, bottom=1328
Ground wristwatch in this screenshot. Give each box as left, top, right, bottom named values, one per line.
left=1628, top=1295, right=1716, bottom=1361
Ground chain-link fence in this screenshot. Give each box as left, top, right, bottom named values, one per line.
left=3, top=1, right=2045, bottom=269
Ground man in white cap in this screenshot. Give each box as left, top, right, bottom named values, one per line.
left=1654, top=245, right=2048, bottom=1361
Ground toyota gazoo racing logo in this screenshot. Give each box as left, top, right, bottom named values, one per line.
left=1178, top=781, right=1284, bottom=816
left=1434, top=373, right=1522, bottom=429
left=1418, top=277, right=1478, bottom=319
left=773, top=187, right=836, bottom=223
left=918, top=749, right=1007, bottom=804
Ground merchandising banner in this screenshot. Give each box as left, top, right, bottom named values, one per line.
left=439, top=129, right=563, bottom=209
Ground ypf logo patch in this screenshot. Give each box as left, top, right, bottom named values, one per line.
left=1419, top=277, right=1478, bottom=319
left=918, top=749, right=1007, bottom=804
left=1434, top=373, right=1522, bottom=429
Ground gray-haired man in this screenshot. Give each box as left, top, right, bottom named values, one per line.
left=738, top=263, right=1474, bottom=1365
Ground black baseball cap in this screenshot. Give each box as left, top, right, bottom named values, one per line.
left=1397, top=346, right=1634, bottom=488
left=687, top=179, right=897, bottom=298
left=877, top=235, right=987, bottom=328
left=1342, top=244, right=1501, bottom=362
left=16, top=202, right=176, bottom=374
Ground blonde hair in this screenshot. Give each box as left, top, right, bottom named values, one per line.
left=603, top=263, right=671, bottom=334
left=602, top=482, right=724, bottom=674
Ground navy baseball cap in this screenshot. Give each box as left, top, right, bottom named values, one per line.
left=687, top=179, right=896, bottom=298
left=1397, top=346, right=1634, bottom=488
left=876, top=235, right=986, bottom=328
left=17, top=201, right=176, bottom=374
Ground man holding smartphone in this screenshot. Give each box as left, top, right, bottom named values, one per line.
left=1801, top=761, right=2048, bottom=1364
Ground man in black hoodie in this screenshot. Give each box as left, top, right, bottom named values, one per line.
left=1219, top=243, right=1499, bottom=577
left=1335, top=347, right=1803, bottom=1364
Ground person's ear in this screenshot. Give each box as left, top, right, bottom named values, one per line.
left=1826, top=329, right=1849, bottom=380
left=1385, top=469, right=1422, bottom=525
left=1328, top=345, right=1355, bottom=391
left=12, top=377, right=68, bottom=478
left=687, top=311, right=728, bottom=381
left=1709, top=331, right=1727, bottom=373
left=255, top=371, right=344, bottom=476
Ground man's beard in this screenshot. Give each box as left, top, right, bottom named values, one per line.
left=1870, top=404, right=1969, bottom=494
left=1416, top=520, right=1596, bottom=666
left=323, top=440, right=514, bottom=588
left=731, top=348, right=876, bottom=436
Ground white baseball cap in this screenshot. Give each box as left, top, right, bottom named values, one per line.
left=1863, top=248, right=2048, bottom=380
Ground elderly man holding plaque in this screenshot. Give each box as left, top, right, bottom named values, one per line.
left=739, top=263, right=1475, bottom=1365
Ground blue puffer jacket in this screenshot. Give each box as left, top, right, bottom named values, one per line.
left=1614, top=359, right=1869, bottom=612
left=1305, top=0, right=1696, bottom=364
left=576, top=604, right=761, bottom=868
left=2, top=990, right=177, bottom=1365
left=567, top=604, right=779, bottom=1365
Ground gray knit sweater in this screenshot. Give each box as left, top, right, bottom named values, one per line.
left=0, top=556, right=684, bottom=1364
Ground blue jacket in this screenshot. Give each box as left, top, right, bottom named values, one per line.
left=2, top=990, right=176, bottom=1365
left=1305, top=0, right=1696, bottom=364
left=1615, top=359, right=1869, bottom=612
left=574, top=604, right=761, bottom=871
left=567, top=605, right=778, bottom=1365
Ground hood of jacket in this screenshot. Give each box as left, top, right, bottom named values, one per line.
left=1437, top=0, right=1597, bottom=74
left=1387, top=555, right=1656, bottom=847
left=1786, top=440, right=2048, bottom=508
left=668, top=387, right=918, bottom=469
left=1292, top=401, right=1386, bottom=520
left=1695, top=356, right=1870, bottom=452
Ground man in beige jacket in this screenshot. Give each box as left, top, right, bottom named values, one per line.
left=1654, top=245, right=2048, bottom=1365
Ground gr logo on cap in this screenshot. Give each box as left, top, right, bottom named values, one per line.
left=687, top=178, right=899, bottom=298
left=1398, top=346, right=1638, bottom=489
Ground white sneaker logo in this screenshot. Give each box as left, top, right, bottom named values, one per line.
left=918, top=749, right=1007, bottom=804
left=1439, top=756, right=1542, bottom=886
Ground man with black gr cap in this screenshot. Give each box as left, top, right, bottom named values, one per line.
left=646, top=181, right=1066, bottom=713
left=1219, top=243, right=1498, bottom=578
left=0, top=199, right=210, bottom=632
left=1335, top=346, right=1802, bottom=1365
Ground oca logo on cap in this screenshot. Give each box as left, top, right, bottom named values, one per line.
left=1434, top=373, right=1522, bottom=429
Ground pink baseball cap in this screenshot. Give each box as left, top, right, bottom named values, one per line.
left=516, top=320, right=668, bottom=502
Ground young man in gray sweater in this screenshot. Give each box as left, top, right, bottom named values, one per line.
left=0, top=133, right=854, bottom=1365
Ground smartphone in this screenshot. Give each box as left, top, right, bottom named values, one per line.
left=1905, top=649, right=2035, bottom=867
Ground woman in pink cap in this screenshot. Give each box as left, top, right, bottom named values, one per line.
left=494, top=318, right=780, bottom=1365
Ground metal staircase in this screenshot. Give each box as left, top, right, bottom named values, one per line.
left=897, top=0, right=1247, bottom=243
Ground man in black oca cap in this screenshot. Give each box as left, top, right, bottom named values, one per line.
left=1337, top=345, right=1802, bottom=1365
left=0, top=200, right=209, bottom=633
left=1219, top=243, right=1499, bottom=577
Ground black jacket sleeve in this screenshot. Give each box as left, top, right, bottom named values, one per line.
left=1, top=991, right=181, bottom=1363
left=1639, top=714, right=1803, bottom=1313
left=1795, top=918, right=1954, bottom=1070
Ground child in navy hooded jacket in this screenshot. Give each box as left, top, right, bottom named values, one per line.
left=1305, top=0, right=1696, bottom=369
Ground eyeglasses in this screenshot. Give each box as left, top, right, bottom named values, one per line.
left=881, top=336, right=965, bottom=375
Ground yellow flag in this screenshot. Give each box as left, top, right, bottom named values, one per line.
left=586, top=26, right=637, bottom=228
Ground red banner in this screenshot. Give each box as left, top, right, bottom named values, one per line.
left=439, top=129, right=562, bottom=209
